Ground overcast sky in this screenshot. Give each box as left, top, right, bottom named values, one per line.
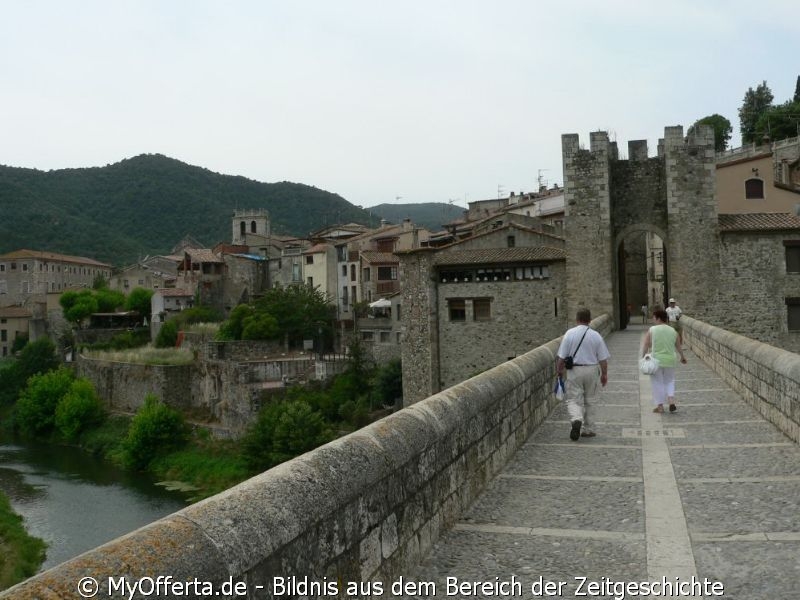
left=2, top=1, right=798, bottom=209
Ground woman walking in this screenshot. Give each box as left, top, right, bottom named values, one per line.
left=642, top=308, right=687, bottom=413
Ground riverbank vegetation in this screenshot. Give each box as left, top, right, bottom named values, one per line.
left=1, top=336, right=402, bottom=499
left=0, top=494, right=47, bottom=591
left=0, top=331, right=401, bottom=584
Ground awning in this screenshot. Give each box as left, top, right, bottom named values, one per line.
left=369, top=298, right=391, bottom=308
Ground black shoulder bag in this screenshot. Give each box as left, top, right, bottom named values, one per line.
left=564, top=326, right=590, bottom=370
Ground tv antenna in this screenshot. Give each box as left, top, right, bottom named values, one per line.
left=537, top=169, right=549, bottom=191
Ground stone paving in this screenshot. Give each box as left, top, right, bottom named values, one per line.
left=401, top=325, right=800, bottom=599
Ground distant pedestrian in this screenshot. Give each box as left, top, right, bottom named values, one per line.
left=666, top=297, right=683, bottom=345
left=641, top=304, right=647, bottom=324
left=557, top=308, right=611, bottom=440
left=641, top=308, right=687, bottom=413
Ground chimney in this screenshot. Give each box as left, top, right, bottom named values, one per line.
left=402, top=217, right=412, bottom=231
left=380, top=218, right=388, bottom=227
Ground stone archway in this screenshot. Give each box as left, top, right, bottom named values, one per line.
left=614, top=224, right=669, bottom=329
left=562, top=126, right=719, bottom=328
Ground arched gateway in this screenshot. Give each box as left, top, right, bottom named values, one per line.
left=561, top=125, right=719, bottom=329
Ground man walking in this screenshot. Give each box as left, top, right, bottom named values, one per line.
left=666, top=297, right=683, bottom=345
left=557, top=308, right=611, bottom=440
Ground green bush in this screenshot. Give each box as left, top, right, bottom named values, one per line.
left=242, top=400, right=332, bottom=471
left=372, top=359, right=402, bottom=408
left=122, top=394, right=189, bottom=470
left=241, top=312, right=279, bottom=340
left=175, top=305, right=223, bottom=325
left=155, top=320, right=179, bottom=348
left=124, top=287, right=154, bottom=318
left=55, top=379, right=105, bottom=441
left=15, top=368, right=74, bottom=436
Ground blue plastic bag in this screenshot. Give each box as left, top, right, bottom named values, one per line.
left=553, top=376, right=565, bottom=400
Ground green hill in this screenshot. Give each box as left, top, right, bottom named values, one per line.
left=0, top=154, right=373, bottom=266
left=368, top=202, right=465, bottom=232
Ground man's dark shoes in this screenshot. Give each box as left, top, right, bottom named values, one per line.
left=669, top=403, right=677, bottom=412
left=570, top=420, right=582, bottom=441
left=581, top=431, right=596, bottom=438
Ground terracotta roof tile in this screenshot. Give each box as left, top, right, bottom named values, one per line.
left=434, top=247, right=565, bottom=266
left=361, top=251, right=398, bottom=264
left=719, top=213, right=800, bottom=232
left=0, top=306, right=32, bottom=318
left=0, top=249, right=111, bottom=267
left=185, top=249, right=224, bottom=263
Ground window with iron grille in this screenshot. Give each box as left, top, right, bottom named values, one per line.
left=448, top=299, right=466, bottom=321
left=473, top=298, right=492, bottom=321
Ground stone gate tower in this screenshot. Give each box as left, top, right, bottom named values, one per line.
left=562, top=125, right=719, bottom=327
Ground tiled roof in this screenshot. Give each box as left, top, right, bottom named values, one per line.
left=0, top=306, right=32, bottom=318
left=185, top=249, right=224, bottom=263
left=434, top=247, right=565, bottom=266
left=361, top=251, right=398, bottom=264
left=0, top=249, right=111, bottom=267
left=719, top=213, right=800, bottom=232
left=304, top=243, right=333, bottom=254
left=157, top=288, right=194, bottom=297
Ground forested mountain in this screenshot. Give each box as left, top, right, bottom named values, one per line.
left=0, top=154, right=372, bottom=265
left=368, top=202, right=465, bottom=232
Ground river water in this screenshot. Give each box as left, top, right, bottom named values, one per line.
left=0, top=437, right=188, bottom=571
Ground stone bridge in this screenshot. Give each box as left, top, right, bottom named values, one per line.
left=4, top=316, right=799, bottom=599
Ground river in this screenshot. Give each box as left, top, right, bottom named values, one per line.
left=0, top=436, right=189, bottom=571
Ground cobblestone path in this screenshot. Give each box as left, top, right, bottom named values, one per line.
left=402, top=326, right=800, bottom=599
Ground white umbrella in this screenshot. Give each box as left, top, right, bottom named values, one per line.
left=369, top=298, right=391, bottom=308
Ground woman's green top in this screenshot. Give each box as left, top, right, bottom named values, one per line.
left=650, top=323, right=678, bottom=368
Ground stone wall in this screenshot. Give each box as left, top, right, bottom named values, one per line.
left=664, top=125, right=719, bottom=321
left=683, top=316, right=800, bottom=443
left=714, top=231, right=800, bottom=351
left=437, top=262, right=567, bottom=389
left=4, top=315, right=612, bottom=600
left=562, top=132, right=615, bottom=321
left=398, top=248, right=440, bottom=404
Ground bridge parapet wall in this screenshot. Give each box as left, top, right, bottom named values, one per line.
left=683, top=316, right=800, bottom=443
left=4, top=318, right=612, bottom=599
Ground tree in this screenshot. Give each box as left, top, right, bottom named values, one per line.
left=15, top=368, right=74, bottom=436
left=688, top=114, right=732, bottom=152
left=241, top=312, right=280, bottom=340
left=122, top=394, right=189, bottom=469
left=155, top=320, right=179, bottom=348
left=254, top=284, right=335, bottom=347
left=60, top=289, right=98, bottom=327
left=217, top=304, right=254, bottom=340
left=241, top=400, right=332, bottom=471
left=739, top=81, right=774, bottom=144
left=95, top=288, right=125, bottom=313
left=55, top=378, right=105, bottom=440
left=124, top=287, right=154, bottom=319
left=794, top=75, right=800, bottom=103
left=755, top=100, right=800, bottom=143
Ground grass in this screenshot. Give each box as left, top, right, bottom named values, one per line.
left=0, top=492, right=46, bottom=591
left=83, top=346, right=195, bottom=366
left=149, top=436, right=251, bottom=501
left=183, top=322, right=220, bottom=336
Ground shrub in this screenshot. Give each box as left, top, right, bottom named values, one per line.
left=155, top=320, right=179, bottom=348
left=372, top=359, right=403, bottom=408
left=242, top=400, right=332, bottom=471
left=15, top=368, right=74, bottom=436
left=241, top=312, right=279, bottom=340
left=55, top=378, right=105, bottom=441
left=124, top=287, right=154, bottom=318
left=122, top=394, right=189, bottom=470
